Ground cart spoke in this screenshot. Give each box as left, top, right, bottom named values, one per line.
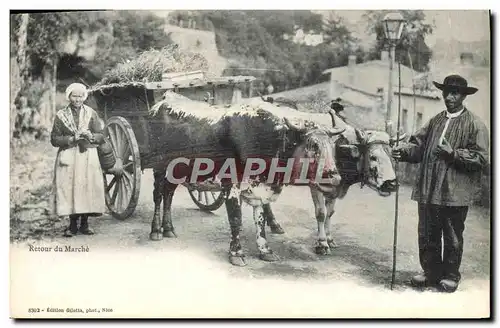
left=122, top=171, right=133, bottom=195
left=202, top=192, right=210, bottom=205
left=111, top=179, right=119, bottom=205
left=119, top=178, right=129, bottom=211
left=197, top=190, right=203, bottom=203
left=108, top=126, right=119, bottom=155
left=122, top=145, right=131, bottom=163
left=114, top=125, right=126, bottom=158
left=113, top=127, right=121, bottom=156
left=106, top=176, right=117, bottom=193
left=116, top=178, right=123, bottom=212
left=123, top=161, right=134, bottom=172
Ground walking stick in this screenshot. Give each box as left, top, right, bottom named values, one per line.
left=391, top=61, right=402, bottom=290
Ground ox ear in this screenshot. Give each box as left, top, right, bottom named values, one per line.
left=338, top=144, right=360, bottom=158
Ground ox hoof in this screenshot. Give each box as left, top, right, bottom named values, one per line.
left=229, top=255, right=247, bottom=267
left=149, top=232, right=163, bottom=241
left=315, top=245, right=331, bottom=255
left=327, top=239, right=337, bottom=249
left=259, top=252, right=280, bottom=262
left=269, top=225, right=285, bottom=234
left=163, top=230, right=177, bottom=238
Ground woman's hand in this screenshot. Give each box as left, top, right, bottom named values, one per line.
left=92, top=133, right=105, bottom=144
left=79, top=130, right=93, bottom=140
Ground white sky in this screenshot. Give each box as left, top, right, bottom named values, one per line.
left=332, top=10, right=490, bottom=47
left=155, top=9, right=491, bottom=49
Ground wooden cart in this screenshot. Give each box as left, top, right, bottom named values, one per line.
left=88, top=73, right=256, bottom=219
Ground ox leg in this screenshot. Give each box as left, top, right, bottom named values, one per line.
left=162, top=182, right=178, bottom=238
left=150, top=168, right=165, bottom=241
left=225, top=186, right=246, bottom=267
left=310, top=188, right=330, bottom=255
left=263, top=204, right=285, bottom=234
left=325, top=196, right=337, bottom=249
left=254, top=205, right=280, bottom=262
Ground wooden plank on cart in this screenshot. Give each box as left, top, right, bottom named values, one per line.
left=145, top=76, right=256, bottom=90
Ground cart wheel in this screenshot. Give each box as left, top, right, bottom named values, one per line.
left=103, top=116, right=141, bottom=220
left=187, top=187, right=226, bottom=212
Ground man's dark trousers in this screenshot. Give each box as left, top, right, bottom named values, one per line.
left=418, top=203, right=469, bottom=283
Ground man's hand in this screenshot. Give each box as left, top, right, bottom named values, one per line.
left=435, top=138, right=454, bottom=159
left=392, top=146, right=405, bottom=161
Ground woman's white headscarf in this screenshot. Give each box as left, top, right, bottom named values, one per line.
left=65, top=83, right=88, bottom=101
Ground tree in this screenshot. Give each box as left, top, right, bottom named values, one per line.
left=322, top=12, right=357, bottom=51
left=363, top=10, right=434, bottom=72
left=10, top=13, right=29, bottom=140
left=24, top=12, right=108, bottom=134
left=89, top=11, right=174, bottom=78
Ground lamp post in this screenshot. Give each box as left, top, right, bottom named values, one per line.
left=382, top=12, right=406, bottom=136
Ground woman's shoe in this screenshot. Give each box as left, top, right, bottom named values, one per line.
left=64, top=216, right=79, bottom=237
left=79, top=216, right=95, bottom=235
left=63, top=227, right=77, bottom=237
left=79, top=227, right=95, bottom=235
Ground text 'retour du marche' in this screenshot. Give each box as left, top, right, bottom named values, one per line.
left=28, top=244, right=90, bottom=252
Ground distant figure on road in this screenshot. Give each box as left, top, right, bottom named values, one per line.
left=392, top=74, right=490, bottom=293
left=266, top=83, right=274, bottom=95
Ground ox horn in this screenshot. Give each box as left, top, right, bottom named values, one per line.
left=389, top=131, right=407, bottom=147
left=355, top=128, right=366, bottom=143
left=283, top=117, right=308, bottom=132
left=327, top=126, right=346, bottom=136
left=328, top=109, right=337, bottom=127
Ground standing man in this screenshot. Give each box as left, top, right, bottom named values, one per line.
left=392, top=75, right=489, bottom=293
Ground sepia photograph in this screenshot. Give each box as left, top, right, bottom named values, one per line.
left=8, top=8, right=492, bottom=319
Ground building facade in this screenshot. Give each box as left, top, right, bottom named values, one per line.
left=321, top=51, right=442, bottom=135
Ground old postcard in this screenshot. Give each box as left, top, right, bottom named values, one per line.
left=9, top=9, right=491, bottom=318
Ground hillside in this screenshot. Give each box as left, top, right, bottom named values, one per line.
left=163, top=24, right=228, bottom=76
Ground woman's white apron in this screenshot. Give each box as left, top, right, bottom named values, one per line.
left=53, top=105, right=106, bottom=216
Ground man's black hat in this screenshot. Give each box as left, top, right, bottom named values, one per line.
left=433, top=74, right=478, bottom=95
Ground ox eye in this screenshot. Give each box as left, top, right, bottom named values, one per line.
left=370, top=155, right=377, bottom=161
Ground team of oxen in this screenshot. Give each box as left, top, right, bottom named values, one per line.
left=145, top=91, right=403, bottom=266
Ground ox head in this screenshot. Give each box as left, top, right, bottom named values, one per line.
left=279, top=117, right=345, bottom=191
left=329, top=110, right=405, bottom=196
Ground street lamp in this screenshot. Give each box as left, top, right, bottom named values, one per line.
left=381, top=12, right=406, bottom=292
left=382, top=12, right=406, bottom=136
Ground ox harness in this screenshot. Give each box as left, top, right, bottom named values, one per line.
left=335, top=133, right=393, bottom=191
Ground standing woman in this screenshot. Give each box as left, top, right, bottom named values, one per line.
left=51, top=83, right=107, bottom=237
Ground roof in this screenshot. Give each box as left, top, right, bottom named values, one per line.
left=322, top=60, right=440, bottom=100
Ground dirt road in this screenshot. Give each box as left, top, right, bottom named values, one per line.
left=10, top=167, right=491, bottom=318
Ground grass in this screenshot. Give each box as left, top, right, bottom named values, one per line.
left=92, top=45, right=211, bottom=88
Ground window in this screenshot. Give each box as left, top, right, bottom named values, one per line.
left=416, top=113, right=423, bottom=130
left=402, top=109, right=408, bottom=133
